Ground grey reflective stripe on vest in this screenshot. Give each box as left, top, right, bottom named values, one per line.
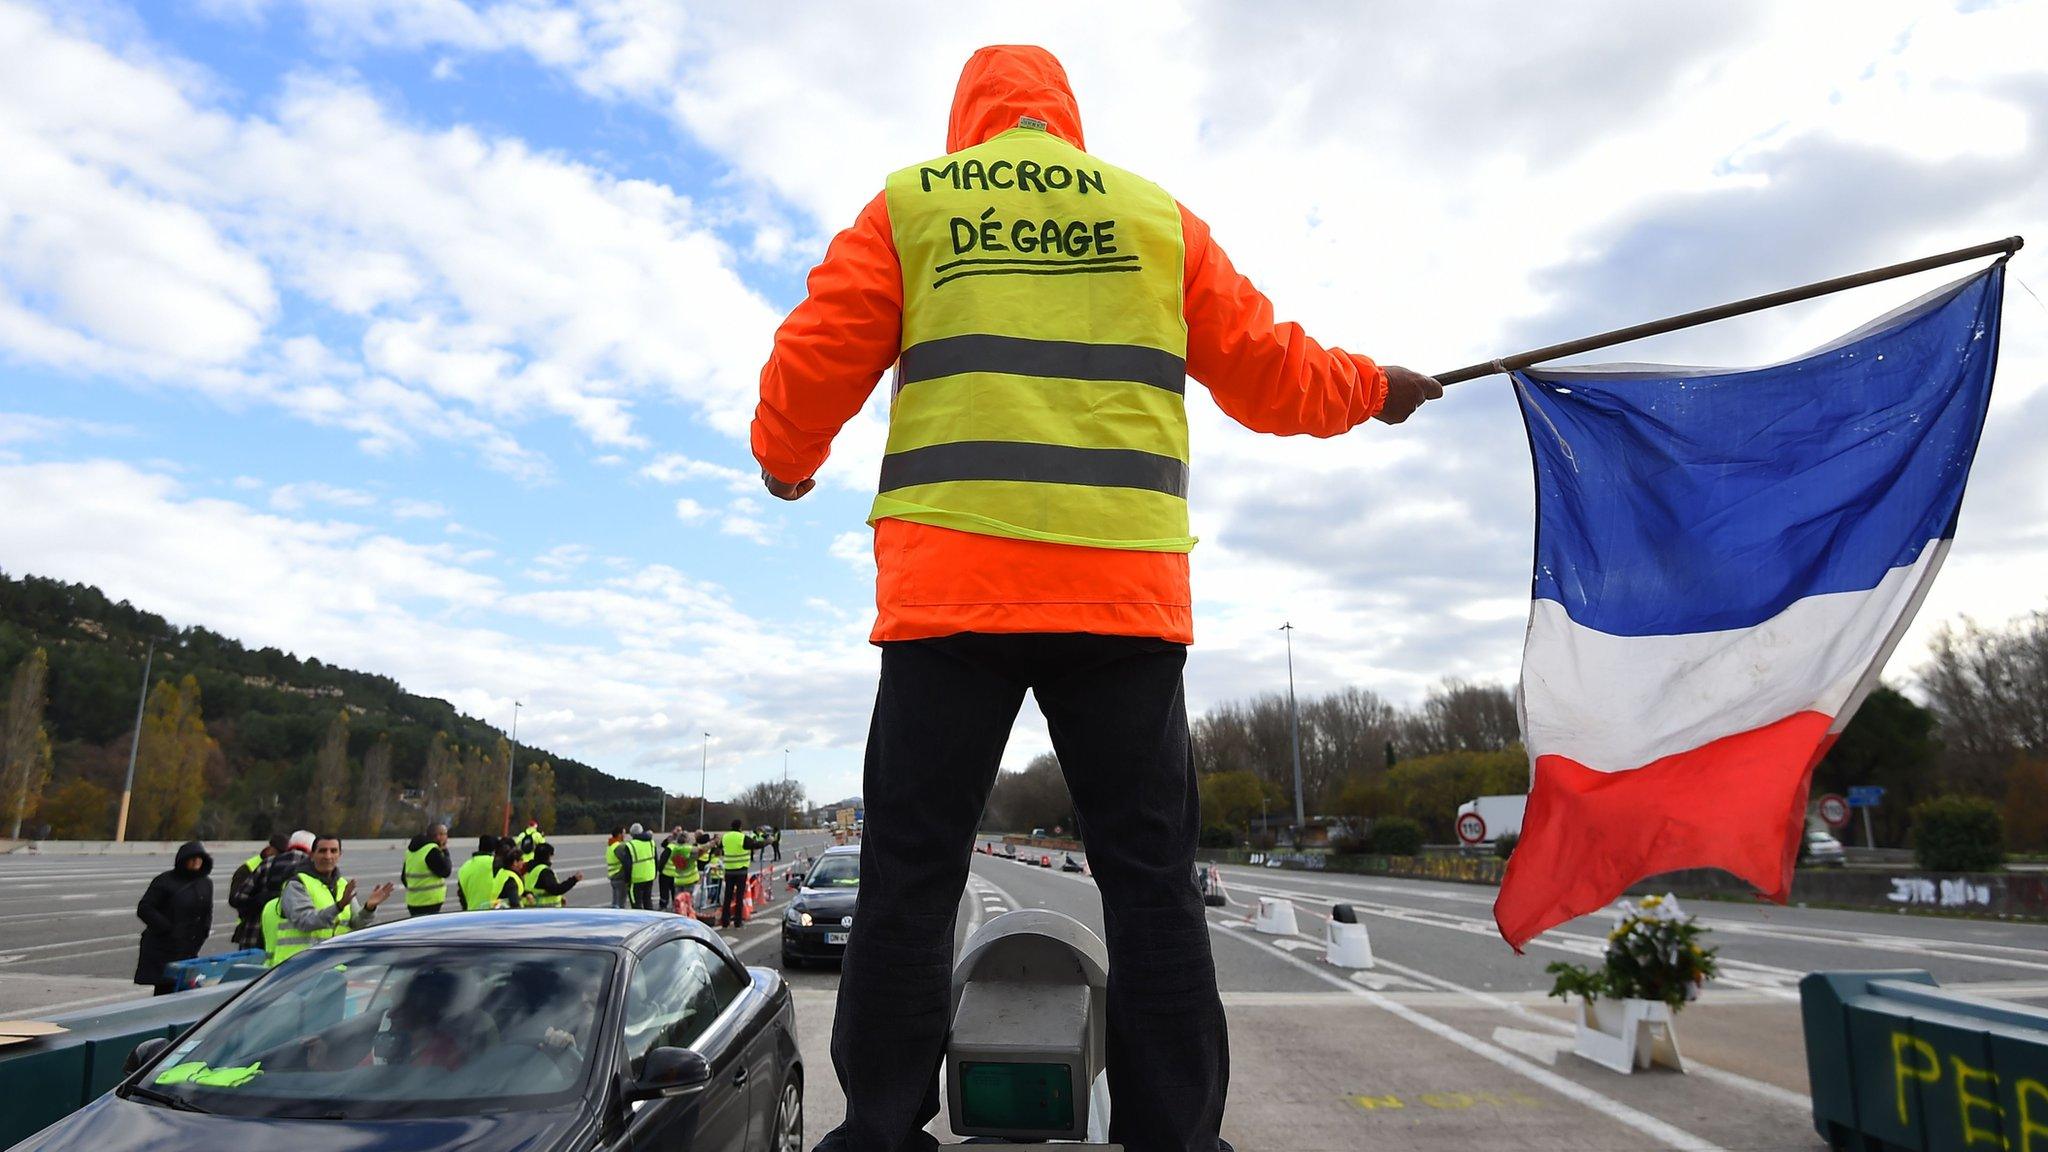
left=898, top=334, right=1186, bottom=395
left=879, top=441, right=1189, bottom=497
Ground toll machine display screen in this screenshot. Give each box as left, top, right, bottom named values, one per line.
left=958, top=1061, right=1075, bottom=1132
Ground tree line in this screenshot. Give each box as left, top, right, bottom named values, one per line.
left=976, top=599, right=2048, bottom=851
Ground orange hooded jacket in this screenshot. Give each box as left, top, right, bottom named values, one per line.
left=752, top=45, right=1389, bottom=645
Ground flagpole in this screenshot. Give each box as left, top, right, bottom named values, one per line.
left=1434, top=235, right=2023, bottom=386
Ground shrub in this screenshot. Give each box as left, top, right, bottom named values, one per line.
left=1912, top=796, right=2004, bottom=872
left=1329, top=834, right=1369, bottom=855
left=1365, top=816, right=1423, bottom=856
left=1198, top=824, right=1238, bottom=850
left=1493, top=831, right=1520, bottom=860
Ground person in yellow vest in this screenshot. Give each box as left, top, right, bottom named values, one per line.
left=523, top=843, right=582, bottom=907
left=516, top=818, right=547, bottom=865
left=457, top=835, right=506, bottom=910
left=620, top=823, right=657, bottom=910
left=701, top=837, right=724, bottom=913
left=716, top=818, right=763, bottom=929
left=604, top=826, right=629, bottom=908
left=268, top=835, right=392, bottom=966
left=401, top=823, right=452, bottom=916
left=661, top=830, right=701, bottom=915
left=751, top=46, right=1441, bottom=1152
left=229, top=833, right=288, bottom=949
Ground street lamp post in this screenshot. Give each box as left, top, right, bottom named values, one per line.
left=1282, top=622, right=1305, bottom=836
left=503, top=701, right=521, bottom=837
left=699, top=732, right=709, bottom=829
left=113, top=640, right=155, bottom=842
left=784, top=748, right=792, bottom=829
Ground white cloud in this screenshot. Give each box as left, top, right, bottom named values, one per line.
left=827, top=530, right=872, bottom=575
left=269, top=480, right=378, bottom=511
left=718, top=496, right=773, bottom=545
left=389, top=496, right=448, bottom=519
left=0, top=411, right=132, bottom=446
left=641, top=452, right=755, bottom=491
left=672, top=497, right=709, bottom=523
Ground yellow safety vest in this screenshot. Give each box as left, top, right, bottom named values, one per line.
left=604, top=839, right=624, bottom=878
left=526, top=864, right=564, bottom=908
left=457, top=853, right=500, bottom=910
left=402, top=843, right=446, bottom=910
left=721, top=830, right=751, bottom=873
left=266, top=873, right=351, bottom=966
left=499, top=867, right=525, bottom=908
left=663, top=842, right=699, bottom=885
left=874, top=125, right=1191, bottom=552
left=627, top=837, right=656, bottom=884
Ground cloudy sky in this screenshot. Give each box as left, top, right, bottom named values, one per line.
left=2, top=0, right=2045, bottom=806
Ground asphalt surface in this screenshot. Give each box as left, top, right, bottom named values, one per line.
left=11, top=836, right=2048, bottom=1150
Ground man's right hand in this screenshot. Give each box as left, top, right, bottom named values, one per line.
left=1374, top=366, right=1444, bottom=424
left=762, top=467, right=816, bottom=501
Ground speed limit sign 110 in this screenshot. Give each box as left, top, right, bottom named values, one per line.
left=1817, top=793, right=1851, bottom=829
left=1456, top=811, right=1487, bottom=844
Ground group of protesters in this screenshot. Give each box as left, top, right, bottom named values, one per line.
left=605, top=818, right=768, bottom=928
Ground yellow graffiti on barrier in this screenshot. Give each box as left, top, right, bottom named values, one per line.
left=1953, top=1055, right=2004, bottom=1148
left=1893, top=1032, right=1940, bottom=1126
left=1889, top=1029, right=2048, bottom=1149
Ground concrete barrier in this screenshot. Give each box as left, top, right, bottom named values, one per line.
left=1251, top=898, right=1299, bottom=936
left=1324, top=905, right=1374, bottom=968
left=1801, top=969, right=2048, bottom=1150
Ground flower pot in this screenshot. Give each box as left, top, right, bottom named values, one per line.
left=1573, top=996, right=1685, bottom=1074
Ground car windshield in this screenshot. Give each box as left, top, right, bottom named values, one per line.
left=805, top=856, right=859, bottom=887
left=128, top=944, right=615, bottom=1119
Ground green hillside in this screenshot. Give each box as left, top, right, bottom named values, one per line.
left=0, top=569, right=661, bottom=839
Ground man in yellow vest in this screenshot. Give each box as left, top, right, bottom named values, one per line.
left=619, top=823, right=657, bottom=910
left=401, top=823, right=452, bottom=916
left=752, top=46, right=1439, bottom=1152
left=716, top=818, right=763, bottom=928
left=523, top=842, right=582, bottom=907
left=269, top=835, right=392, bottom=965
left=457, top=834, right=506, bottom=910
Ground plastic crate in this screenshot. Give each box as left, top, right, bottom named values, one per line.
left=163, top=949, right=266, bottom=991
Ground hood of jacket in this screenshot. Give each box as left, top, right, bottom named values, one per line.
left=173, top=841, right=213, bottom=876
left=947, top=45, right=1083, bottom=153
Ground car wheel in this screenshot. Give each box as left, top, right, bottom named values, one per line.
left=771, top=1073, right=803, bottom=1152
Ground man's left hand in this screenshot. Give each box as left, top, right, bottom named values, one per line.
left=762, top=468, right=815, bottom=501
left=364, top=882, right=396, bottom=910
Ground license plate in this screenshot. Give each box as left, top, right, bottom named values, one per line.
left=825, top=931, right=849, bottom=945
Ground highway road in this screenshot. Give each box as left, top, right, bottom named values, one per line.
left=10, top=836, right=2048, bottom=1150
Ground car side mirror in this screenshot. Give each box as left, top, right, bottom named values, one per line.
left=624, top=1047, right=711, bottom=1102
left=124, top=1036, right=172, bottom=1076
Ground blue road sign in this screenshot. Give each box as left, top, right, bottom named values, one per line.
left=1847, top=785, right=1886, bottom=808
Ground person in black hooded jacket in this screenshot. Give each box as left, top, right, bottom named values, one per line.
left=136, top=841, right=213, bottom=995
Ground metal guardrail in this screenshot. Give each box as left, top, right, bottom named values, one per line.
left=1801, top=969, right=2048, bottom=1150
left=0, top=982, right=243, bottom=1148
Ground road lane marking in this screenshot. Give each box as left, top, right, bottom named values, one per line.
left=1201, top=911, right=1730, bottom=1152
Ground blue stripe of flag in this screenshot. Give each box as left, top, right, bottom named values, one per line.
left=1516, top=264, right=2002, bottom=638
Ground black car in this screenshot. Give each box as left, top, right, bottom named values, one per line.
left=781, top=847, right=860, bottom=968
left=11, top=911, right=802, bottom=1152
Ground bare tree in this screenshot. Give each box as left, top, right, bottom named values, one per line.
left=2, top=648, right=50, bottom=838
left=307, top=710, right=350, bottom=836
left=1921, top=609, right=2048, bottom=794
left=354, top=735, right=392, bottom=836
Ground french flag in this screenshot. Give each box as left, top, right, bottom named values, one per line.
left=1493, top=264, right=2007, bottom=949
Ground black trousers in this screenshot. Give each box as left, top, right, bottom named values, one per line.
left=632, top=880, right=655, bottom=910
left=817, top=633, right=1228, bottom=1152
left=406, top=904, right=441, bottom=918
left=721, top=868, right=750, bottom=926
